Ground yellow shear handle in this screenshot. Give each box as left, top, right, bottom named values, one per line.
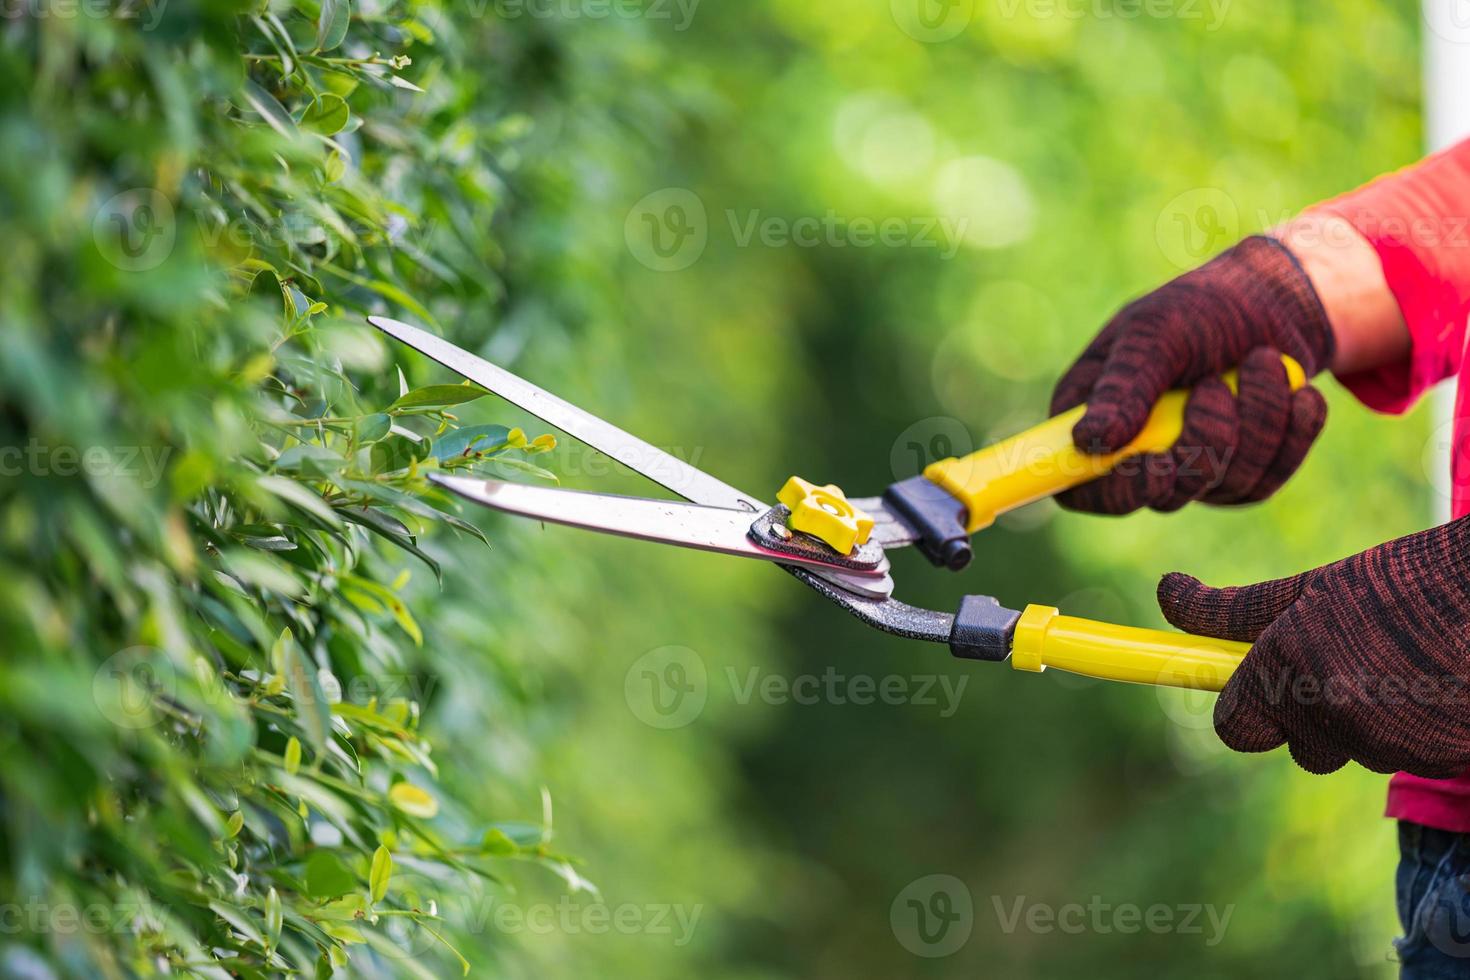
left=1012, top=605, right=1248, bottom=692
left=924, top=355, right=1308, bottom=533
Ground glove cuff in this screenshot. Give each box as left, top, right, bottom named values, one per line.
left=1229, top=235, right=1337, bottom=376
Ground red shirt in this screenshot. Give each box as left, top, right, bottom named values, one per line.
left=1314, top=137, right=1470, bottom=831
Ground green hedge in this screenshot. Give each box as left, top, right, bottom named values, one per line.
left=0, top=4, right=602, bottom=975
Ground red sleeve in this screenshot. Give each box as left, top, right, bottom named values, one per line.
left=1309, top=137, right=1470, bottom=415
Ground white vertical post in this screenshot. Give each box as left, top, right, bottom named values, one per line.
left=1423, top=3, right=1470, bottom=520
left=1424, top=4, right=1470, bottom=151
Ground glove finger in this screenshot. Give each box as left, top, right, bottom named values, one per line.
left=1265, top=631, right=1353, bottom=776
left=1071, top=320, right=1188, bottom=454
left=1054, top=452, right=1175, bottom=516
left=1213, top=667, right=1288, bottom=753
left=1240, top=385, right=1327, bottom=502
left=1203, top=347, right=1292, bottom=504
left=1286, top=734, right=1351, bottom=775
left=1051, top=317, right=1129, bottom=414
left=1051, top=350, right=1106, bottom=416
left=1157, top=570, right=1309, bottom=642
left=1158, top=377, right=1238, bottom=511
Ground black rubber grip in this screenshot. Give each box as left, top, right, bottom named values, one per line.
left=948, top=594, right=1020, bottom=662
left=883, top=475, right=973, bottom=571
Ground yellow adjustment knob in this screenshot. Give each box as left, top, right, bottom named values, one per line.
left=776, top=476, right=875, bottom=555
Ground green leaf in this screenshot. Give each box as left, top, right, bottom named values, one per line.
left=303, top=94, right=350, bottom=136
left=221, top=549, right=305, bottom=597
left=270, top=627, right=291, bottom=675
left=258, top=475, right=343, bottom=529
left=340, top=574, right=424, bottom=644
left=430, top=424, right=511, bottom=461
left=368, top=433, right=430, bottom=474
left=324, top=148, right=347, bottom=183
left=265, top=887, right=283, bottom=949
left=316, top=0, right=351, bottom=52
left=241, top=79, right=297, bottom=139
left=252, top=15, right=296, bottom=76
left=480, top=828, right=518, bottom=856
left=210, top=901, right=266, bottom=947
left=369, top=844, right=392, bottom=903
left=304, top=851, right=357, bottom=899
left=275, top=443, right=345, bottom=476
left=485, top=456, right=559, bottom=483
left=421, top=922, right=471, bottom=977
left=225, top=811, right=245, bottom=839
left=336, top=505, right=441, bottom=582
left=321, top=922, right=366, bottom=945
left=355, top=413, right=392, bottom=443
left=388, top=384, right=489, bottom=411
left=389, top=782, right=439, bottom=819
left=283, top=735, right=302, bottom=775
left=281, top=631, right=332, bottom=756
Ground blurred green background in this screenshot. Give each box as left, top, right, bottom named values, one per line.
left=0, top=0, right=1438, bottom=977
left=475, top=1, right=1431, bottom=977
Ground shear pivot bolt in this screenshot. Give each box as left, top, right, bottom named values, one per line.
left=776, top=476, right=875, bottom=555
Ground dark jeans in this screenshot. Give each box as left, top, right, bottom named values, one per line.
left=1398, top=821, right=1470, bottom=978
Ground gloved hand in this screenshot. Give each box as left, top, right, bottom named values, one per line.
left=1052, top=236, right=1336, bottom=514
left=1158, top=516, right=1470, bottom=777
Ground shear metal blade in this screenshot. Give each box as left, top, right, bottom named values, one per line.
left=369, top=316, right=763, bottom=513
left=371, top=316, right=894, bottom=599
left=431, top=475, right=893, bottom=590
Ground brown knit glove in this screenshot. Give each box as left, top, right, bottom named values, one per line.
left=1159, top=517, right=1470, bottom=777
left=1051, top=236, right=1335, bottom=514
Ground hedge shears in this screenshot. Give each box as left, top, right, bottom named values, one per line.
left=369, top=316, right=1306, bottom=693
